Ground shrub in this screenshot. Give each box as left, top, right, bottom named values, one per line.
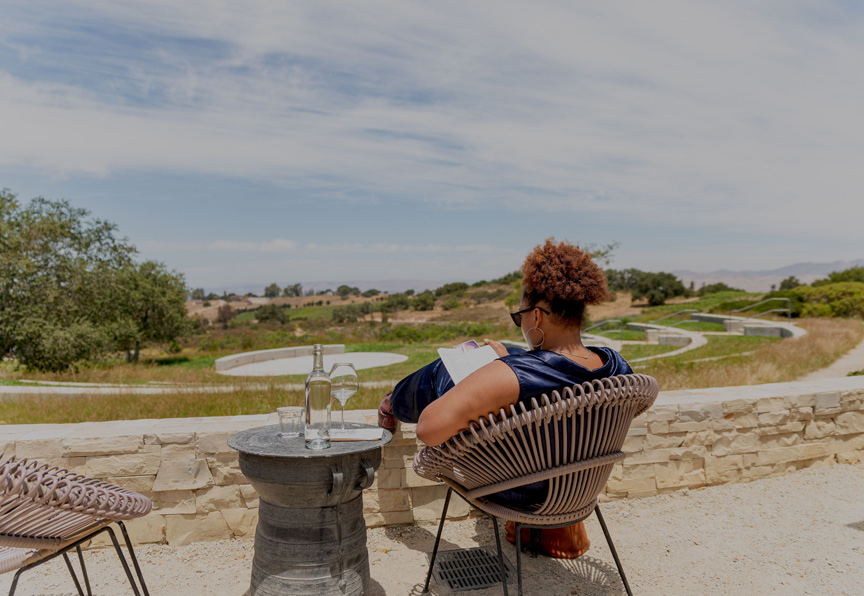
left=435, top=282, right=469, bottom=297
left=796, top=282, right=864, bottom=318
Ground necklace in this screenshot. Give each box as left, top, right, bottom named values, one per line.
left=553, top=349, right=591, bottom=360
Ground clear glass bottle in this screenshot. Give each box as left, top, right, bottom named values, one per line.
left=304, top=344, right=331, bottom=449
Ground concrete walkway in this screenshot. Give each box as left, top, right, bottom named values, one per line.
left=798, top=326, right=864, bottom=381
left=220, top=351, right=408, bottom=376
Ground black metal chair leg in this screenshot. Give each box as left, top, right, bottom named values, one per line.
left=118, top=521, right=149, bottom=596
left=7, top=567, right=23, bottom=596
left=595, top=505, right=634, bottom=596
left=514, top=522, right=523, bottom=596
left=490, top=518, right=509, bottom=596
left=62, top=552, right=87, bottom=596
left=106, top=526, right=143, bottom=596
left=76, top=546, right=93, bottom=596
left=422, top=487, right=452, bottom=594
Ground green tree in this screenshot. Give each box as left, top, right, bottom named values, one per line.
left=778, top=276, right=802, bottom=291
left=264, top=283, right=281, bottom=298
left=812, top=267, right=864, bottom=287
left=282, top=283, right=303, bottom=297
left=435, top=282, right=469, bottom=297
left=412, top=291, right=436, bottom=311
left=606, top=269, right=687, bottom=305
left=0, top=191, right=135, bottom=371
left=111, top=261, right=190, bottom=362
left=0, top=190, right=190, bottom=370
left=190, top=288, right=205, bottom=300
left=215, top=304, right=235, bottom=329
left=697, top=282, right=741, bottom=296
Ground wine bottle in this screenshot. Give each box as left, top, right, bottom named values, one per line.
left=304, top=344, right=332, bottom=449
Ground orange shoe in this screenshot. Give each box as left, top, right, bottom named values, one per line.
left=504, top=521, right=531, bottom=546
left=504, top=521, right=590, bottom=559
left=539, top=522, right=590, bottom=559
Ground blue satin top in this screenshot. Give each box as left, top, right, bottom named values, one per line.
left=499, top=346, right=633, bottom=405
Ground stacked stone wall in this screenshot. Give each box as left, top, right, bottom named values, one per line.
left=1, top=376, right=862, bottom=547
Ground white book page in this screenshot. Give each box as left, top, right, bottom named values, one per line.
left=437, top=344, right=499, bottom=384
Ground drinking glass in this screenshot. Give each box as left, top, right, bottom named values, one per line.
left=276, top=406, right=303, bottom=438
left=330, top=362, right=359, bottom=430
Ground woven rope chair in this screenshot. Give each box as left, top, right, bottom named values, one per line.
left=413, top=374, right=659, bottom=596
left=0, top=453, right=153, bottom=596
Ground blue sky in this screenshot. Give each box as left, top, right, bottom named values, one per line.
left=2, top=1, right=863, bottom=292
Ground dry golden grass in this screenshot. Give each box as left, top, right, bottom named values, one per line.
left=640, top=318, right=864, bottom=391
left=2, top=317, right=862, bottom=424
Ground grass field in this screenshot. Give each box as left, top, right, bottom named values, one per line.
left=1, top=295, right=862, bottom=424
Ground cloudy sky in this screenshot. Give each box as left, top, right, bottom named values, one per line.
left=2, top=1, right=862, bottom=292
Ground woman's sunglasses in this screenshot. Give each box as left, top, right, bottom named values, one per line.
left=509, top=306, right=550, bottom=327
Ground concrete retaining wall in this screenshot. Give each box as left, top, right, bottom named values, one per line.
left=214, top=344, right=345, bottom=372
left=3, top=376, right=863, bottom=547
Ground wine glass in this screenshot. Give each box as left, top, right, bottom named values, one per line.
left=330, top=362, right=359, bottom=430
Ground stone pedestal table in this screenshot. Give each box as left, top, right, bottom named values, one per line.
left=228, top=423, right=392, bottom=595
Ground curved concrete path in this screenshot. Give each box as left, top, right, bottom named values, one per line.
left=219, top=352, right=408, bottom=376
left=628, top=324, right=708, bottom=363
left=798, top=324, right=864, bottom=381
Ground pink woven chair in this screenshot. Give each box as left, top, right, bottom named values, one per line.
left=0, top=453, right=152, bottom=596
left=413, top=374, right=659, bottom=596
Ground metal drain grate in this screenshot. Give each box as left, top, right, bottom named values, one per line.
left=429, top=547, right=516, bottom=591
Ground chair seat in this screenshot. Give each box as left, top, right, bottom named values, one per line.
left=0, top=453, right=153, bottom=595
left=415, top=374, right=659, bottom=596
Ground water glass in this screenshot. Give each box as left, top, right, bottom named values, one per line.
left=277, top=406, right=303, bottom=438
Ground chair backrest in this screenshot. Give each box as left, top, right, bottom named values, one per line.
left=0, top=454, right=152, bottom=553
left=413, top=374, right=658, bottom=523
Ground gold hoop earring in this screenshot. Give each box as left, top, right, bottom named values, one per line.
left=527, top=326, right=545, bottom=350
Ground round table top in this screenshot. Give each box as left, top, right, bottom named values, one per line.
left=228, top=422, right=392, bottom=459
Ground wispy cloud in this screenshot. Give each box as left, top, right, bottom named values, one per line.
left=139, top=239, right=298, bottom=252
left=2, top=1, right=864, bottom=286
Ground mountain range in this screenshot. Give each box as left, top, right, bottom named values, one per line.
left=212, top=260, right=864, bottom=296
left=674, top=259, right=864, bottom=292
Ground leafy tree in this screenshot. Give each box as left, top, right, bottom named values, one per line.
left=0, top=191, right=134, bottom=370
left=361, top=288, right=380, bottom=298
left=778, top=276, right=802, bottom=291
left=264, top=283, right=281, bottom=298
left=606, top=269, right=687, bottom=305
left=215, top=304, right=235, bottom=329
left=441, top=295, right=462, bottom=310
left=812, top=267, right=864, bottom=287
left=190, top=288, right=205, bottom=300
left=256, top=304, right=290, bottom=324
left=0, top=191, right=191, bottom=369
left=112, top=261, right=190, bottom=362
left=282, top=283, right=303, bottom=297
left=337, top=285, right=360, bottom=297
left=381, top=293, right=411, bottom=316
left=412, top=291, right=436, bottom=311
left=435, top=282, right=469, bottom=297
left=697, top=282, right=741, bottom=296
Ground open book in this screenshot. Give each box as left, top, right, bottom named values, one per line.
left=437, top=340, right=499, bottom=384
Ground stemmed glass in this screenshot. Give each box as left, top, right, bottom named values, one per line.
left=330, top=362, right=359, bottom=430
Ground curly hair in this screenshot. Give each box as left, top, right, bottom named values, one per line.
left=521, top=238, right=611, bottom=326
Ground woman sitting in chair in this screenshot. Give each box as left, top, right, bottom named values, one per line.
left=381, top=237, right=632, bottom=559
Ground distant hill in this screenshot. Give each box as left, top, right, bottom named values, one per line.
left=674, top=259, right=864, bottom=292
left=209, top=279, right=447, bottom=297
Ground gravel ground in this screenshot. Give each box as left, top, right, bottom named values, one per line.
left=1, top=463, right=862, bottom=596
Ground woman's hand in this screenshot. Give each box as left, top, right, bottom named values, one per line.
left=483, top=338, right=510, bottom=358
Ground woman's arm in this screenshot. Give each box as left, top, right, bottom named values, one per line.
left=416, top=360, right=520, bottom=446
